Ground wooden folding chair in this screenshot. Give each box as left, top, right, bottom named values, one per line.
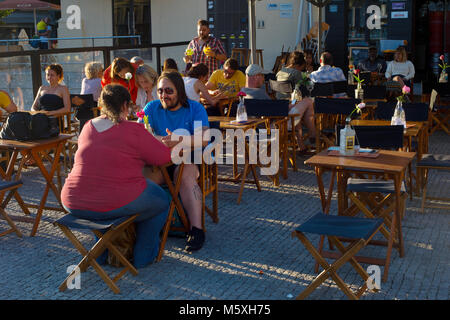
left=245, top=99, right=290, bottom=184
left=0, top=180, right=24, bottom=238
left=427, top=90, right=450, bottom=135
left=199, top=160, right=219, bottom=229
left=292, top=213, right=383, bottom=300
left=314, top=97, right=360, bottom=152
left=54, top=214, right=139, bottom=294
left=416, top=154, right=450, bottom=213
left=341, top=125, right=409, bottom=225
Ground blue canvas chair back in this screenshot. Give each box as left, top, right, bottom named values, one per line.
left=376, top=102, right=429, bottom=121
left=314, top=97, right=361, bottom=116
left=364, top=85, right=386, bottom=99
left=244, top=99, right=290, bottom=117
left=332, top=81, right=348, bottom=95
left=310, top=82, right=334, bottom=97
left=435, top=82, right=450, bottom=98
left=269, top=79, right=293, bottom=94
left=336, top=125, right=404, bottom=150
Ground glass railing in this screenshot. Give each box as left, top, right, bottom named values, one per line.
left=0, top=56, right=33, bottom=110
left=0, top=41, right=189, bottom=111
left=40, top=51, right=104, bottom=99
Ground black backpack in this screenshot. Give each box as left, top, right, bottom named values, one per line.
left=0, top=112, right=60, bottom=141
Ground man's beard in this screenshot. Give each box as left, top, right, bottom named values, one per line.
left=161, top=97, right=180, bottom=110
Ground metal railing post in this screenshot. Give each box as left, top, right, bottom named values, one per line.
left=156, top=45, right=161, bottom=74
left=31, top=53, right=42, bottom=97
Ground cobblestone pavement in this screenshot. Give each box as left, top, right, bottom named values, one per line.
left=0, top=132, right=448, bottom=300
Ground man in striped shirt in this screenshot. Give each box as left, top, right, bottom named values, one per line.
left=183, top=19, right=227, bottom=77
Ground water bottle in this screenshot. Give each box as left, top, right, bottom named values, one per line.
left=236, top=96, right=247, bottom=122
left=339, top=118, right=356, bottom=156
left=391, top=101, right=406, bottom=129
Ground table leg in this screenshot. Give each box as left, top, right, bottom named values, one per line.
left=30, top=142, right=65, bottom=236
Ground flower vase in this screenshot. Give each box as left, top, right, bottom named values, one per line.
left=355, top=83, right=364, bottom=100
left=439, top=71, right=448, bottom=83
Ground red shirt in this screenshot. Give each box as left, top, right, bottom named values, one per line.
left=101, top=62, right=139, bottom=103
left=61, top=120, right=171, bottom=212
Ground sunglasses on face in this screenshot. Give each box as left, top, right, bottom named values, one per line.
left=157, top=87, right=175, bottom=95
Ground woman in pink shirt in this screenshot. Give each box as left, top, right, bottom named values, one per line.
left=61, top=84, right=173, bottom=268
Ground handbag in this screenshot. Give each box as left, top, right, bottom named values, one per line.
left=0, top=112, right=60, bottom=141
left=107, top=222, right=136, bottom=267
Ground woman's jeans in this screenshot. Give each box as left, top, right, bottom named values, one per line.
left=63, top=179, right=169, bottom=268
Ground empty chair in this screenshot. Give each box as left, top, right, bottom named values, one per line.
left=292, top=213, right=383, bottom=300
left=0, top=180, right=24, bottom=238
left=314, top=97, right=360, bottom=152
left=416, top=154, right=450, bottom=213
left=336, top=125, right=404, bottom=150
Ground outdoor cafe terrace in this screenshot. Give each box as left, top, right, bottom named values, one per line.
left=0, top=39, right=448, bottom=303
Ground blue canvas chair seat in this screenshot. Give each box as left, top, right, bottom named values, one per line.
left=54, top=214, right=139, bottom=294
left=416, top=154, right=450, bottom=213
left=296, top=213, right=383, bottom=240
left=347, top=178, right=406, bottom=194
left=55, top=214, right=130, bottom=231
left=0, top=179, right=24, bottom=238
left=417, top=154, right=450, bottom=168
left=292, top=213, right=383, bottom=300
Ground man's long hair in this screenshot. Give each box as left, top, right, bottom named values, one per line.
left=158, top=71, right=189, bottom=108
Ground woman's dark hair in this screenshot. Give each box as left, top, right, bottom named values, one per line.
left=110, top=57, right=134, bottom=80
left=197, top=19, right=209, bottom=27
left=45, top=63, right=64, bottom=82
left=187, top=63, right=209, bottom=79
left=287, top=51, right=306, bottom=68
left=98, top=84, right=131, bottom=124
left=163, top=58, right=178, bottom=71
left=158, top=71, right=188, bottom=108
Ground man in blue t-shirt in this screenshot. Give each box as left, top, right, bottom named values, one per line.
left=143, top=71, right=209, bottom=252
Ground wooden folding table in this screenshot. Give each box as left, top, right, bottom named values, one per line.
left=0, top=134, right=73, bottom=236
left=304, top=149, right=416, bottom=282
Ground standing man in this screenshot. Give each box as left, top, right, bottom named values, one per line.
left=37, top=16, right=51, bottom=50
left=143, top=71, right=210, bottom=252
left=184, top=19, right=227, bottom=77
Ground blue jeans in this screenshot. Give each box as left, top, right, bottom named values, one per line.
left=63, top=179, right=169, bottom=268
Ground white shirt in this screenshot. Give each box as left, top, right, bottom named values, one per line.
left=385, top=60, right=415, bottom=80
left=183, top=76, right=200, bottom=102
left=136, top=87, right=157, bottom=109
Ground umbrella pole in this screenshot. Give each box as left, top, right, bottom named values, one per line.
left=248, top=0, right=257, bottom=65
left=318, top=7, right=322, bottom=60
left=34, top=9, right=37, bottom=36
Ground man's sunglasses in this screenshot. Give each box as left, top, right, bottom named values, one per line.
left=157, top=87, right=175, bottom=95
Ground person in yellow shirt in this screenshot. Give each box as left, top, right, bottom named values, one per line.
left=37, top=17, right=51, bottom=49
left=0, top=90, right=18, bottom=117
left=205, top=58, right=245, bottom=115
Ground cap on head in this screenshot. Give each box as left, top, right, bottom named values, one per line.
left=245, top=64, right=270, bottom=76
